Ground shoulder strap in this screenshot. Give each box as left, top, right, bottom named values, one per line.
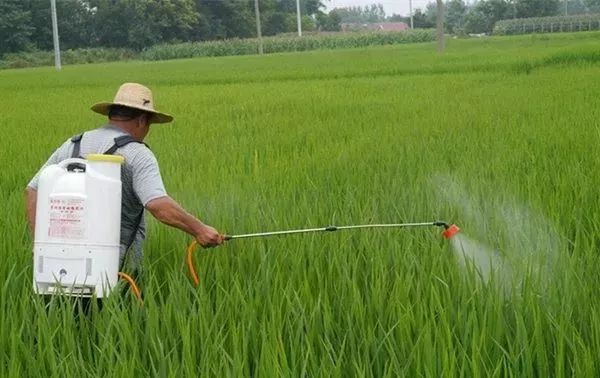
left=70, top=133, right=84, bottom=158
left=103, top=135, right=149, bottom=155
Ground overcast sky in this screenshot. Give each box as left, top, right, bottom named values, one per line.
left=321, top=0, right=430, bottom=16
left=322, top=0, right=440, bottom=17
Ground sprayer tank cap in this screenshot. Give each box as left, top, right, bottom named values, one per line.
left=86, top=154, right=125, bottom=164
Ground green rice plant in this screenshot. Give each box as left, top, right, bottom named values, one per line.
left=0, top=31, right=599, bottom=376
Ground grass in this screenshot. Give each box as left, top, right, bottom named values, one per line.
left=1, top=32, right=599, bottom=376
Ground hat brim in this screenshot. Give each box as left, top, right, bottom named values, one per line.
left=91, top=101, right=173, bottom=124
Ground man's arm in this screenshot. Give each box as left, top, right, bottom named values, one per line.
left=145, top=196, right=223, bottom=247
left=26, top=188, right=37, bottom=236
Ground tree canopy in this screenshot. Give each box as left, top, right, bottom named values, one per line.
left=2, top=0, right=598, bottom=57
left=333, top=4, right=386, bottom=23
left=412, top=0, right=595, bottom=34
left=0, top=0, right=329, bottom=56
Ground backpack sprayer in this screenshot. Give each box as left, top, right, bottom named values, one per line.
left=32, top=155, right=142, bottom=303
left=186, top=221, right=461, bottom=287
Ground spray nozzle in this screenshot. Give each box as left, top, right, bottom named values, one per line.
left=433, top=221, right=460, bottom=239
left=442, top=224, right=460, bottom=239
left=434, top=221, right=450, bottom=229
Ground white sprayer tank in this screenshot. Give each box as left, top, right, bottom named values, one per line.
left=33, top=154, right=124, bottom=298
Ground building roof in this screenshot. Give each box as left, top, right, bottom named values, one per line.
left=368, top=22, right=410, bottom=31
left=341, top=22, right=410, bottom=32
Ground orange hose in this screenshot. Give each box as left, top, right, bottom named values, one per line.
left=118, top=272, right=144, bottom=306
left=186, top=240, right=200, bottom=287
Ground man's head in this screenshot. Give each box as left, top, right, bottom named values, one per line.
left=91, top=83, right=173, bottom=140
left=107, top=105, right=152, bottom=140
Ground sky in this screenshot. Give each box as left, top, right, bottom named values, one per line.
left=322, top=0, right=433, bottom=16
left=322, top=0, right=477, bottom=16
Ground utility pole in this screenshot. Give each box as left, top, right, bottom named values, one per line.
left=565, top=0, right=568, bottom=16
left=296, top=0, right=302, bottom=37
left=436, top=0, right=445, bottom=54
left=254, top=0, right=264, bottom=54
left=409, top=0, right=414, bottom=29
left=50, top=0, right=61, bottom=70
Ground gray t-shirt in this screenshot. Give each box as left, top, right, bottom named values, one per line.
left=28, top=124, right=167, bottom=269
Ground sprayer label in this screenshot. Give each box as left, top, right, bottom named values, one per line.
left=48, top=198, right=86, bottom=239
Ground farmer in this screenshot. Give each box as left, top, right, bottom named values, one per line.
left=26, top=82, right=223, bottom=277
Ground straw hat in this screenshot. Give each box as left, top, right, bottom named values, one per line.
left=91, top=83, right=173, bottom=124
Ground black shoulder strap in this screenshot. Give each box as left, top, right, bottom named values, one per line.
left=103, top=135, right=149, bottom=155
left=71, top=133, right=84, bottom=158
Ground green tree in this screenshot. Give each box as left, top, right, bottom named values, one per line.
left=264, top=11, right=288, bottom=35
left=0, top=0, right=33, bottom=55
left=195, top=0, right=255, bottom=40
left=446, top=0, right=467, bottom=33
left=584, top=0, right=600, bottom=12
left=152, top=0, right=199, bottom=42
left=333, top=6, right=361, bottom=23
left=304, top=0, right=324, bottom=15
left=515, top=0, right=560, bottom=17
left=89, top=0, right=199, bottom=49
left=301, top=15, right=317, bottom=31
left=316, top=10, right=341, bottom=31
left=365, top=3, right=386, bottom=22
left=387, top=14, right=409, bottom=23
left=264, top=0, right=322, bottom=15
left=464, top=0, right=511, bottom=33
left=24, top=0, right=93, bottom=51
left=412, top=8, right=434, bottom=28
left=566, top=0, right=590, bottom=14
left=425, top=2, right=438, bottom=27
left=333, top=4, right=386, bottom=23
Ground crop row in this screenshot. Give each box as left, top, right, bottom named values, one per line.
left=0, top=30, right=436, bottom=70
left=494, top=14, right=600, bottom=35
left=139, top=30, right=436, bottom=61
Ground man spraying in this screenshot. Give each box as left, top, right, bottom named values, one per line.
left=26, top=83, right=223, bottom=279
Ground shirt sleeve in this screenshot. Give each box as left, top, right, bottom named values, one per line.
left=130, top=148, right=168, bottom=206
left=27, top=139, right=72, bottom=190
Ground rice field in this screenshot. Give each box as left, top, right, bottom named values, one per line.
left=1, top=32, right=599, bottom=376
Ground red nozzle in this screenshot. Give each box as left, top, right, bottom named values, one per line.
left=442, top=224, right=460, bottom=240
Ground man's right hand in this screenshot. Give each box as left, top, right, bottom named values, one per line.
left=195, top=224, right=224, bottom=248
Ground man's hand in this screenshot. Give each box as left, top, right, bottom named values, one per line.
left=195, top=224, right=224, bottom=248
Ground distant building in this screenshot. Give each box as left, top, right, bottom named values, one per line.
left=341, top=22, right=410, bottom=32
left=368, top=22, right=410, bottom=31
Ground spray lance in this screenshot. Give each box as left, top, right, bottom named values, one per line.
left=186, top=220, right=461, bottom=287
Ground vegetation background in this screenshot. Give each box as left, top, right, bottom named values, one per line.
left=2, top=0, right=600, bottom=58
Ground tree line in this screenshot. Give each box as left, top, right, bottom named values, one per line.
left=2, top=0, right=600, bottom=57
left=385, top=0, right=600, bottom=34
left=0, top=0, right=334, bottom=56
left=330, top=0, right=600, bottom=34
